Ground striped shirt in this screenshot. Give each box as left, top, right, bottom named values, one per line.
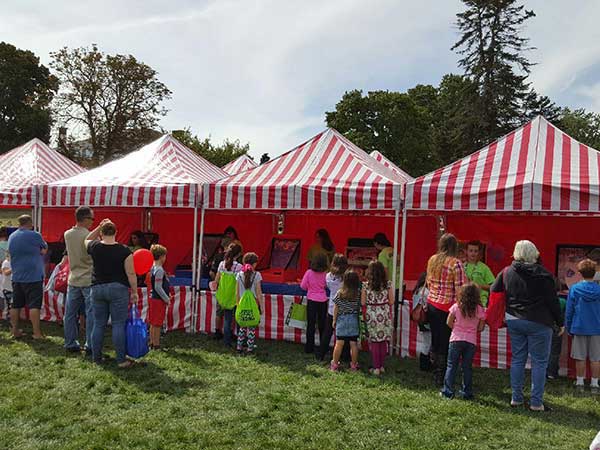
left=426, top=255, right=467, bottom=312
left=334, top=295, right=361, bottom=315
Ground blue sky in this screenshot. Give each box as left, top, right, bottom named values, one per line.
left=2, top=0, right=600, bottom=159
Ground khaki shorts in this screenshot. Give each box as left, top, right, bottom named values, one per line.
left=571, top=335, right=600, bottom=361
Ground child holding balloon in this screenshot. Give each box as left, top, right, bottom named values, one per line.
left=148, top=244, right=172, bottom=349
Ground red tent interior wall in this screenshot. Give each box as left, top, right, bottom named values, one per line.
left=197, top=210, right=437, bottom=282
left=42, top=207, right=145, bottom=246
left=445, top=214, right=600, bottom=276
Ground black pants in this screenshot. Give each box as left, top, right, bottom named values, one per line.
left=319, top=313, right=334, bottom=358
left=547, top=330, right=563, bottom=378
left=428, top=304, right=451, bottom=381
left=305, top=300, right=328, bottom=356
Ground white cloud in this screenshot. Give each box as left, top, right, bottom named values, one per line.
left=2, top=0, right=599, bottom=160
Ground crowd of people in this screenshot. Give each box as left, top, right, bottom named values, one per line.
left=1, top=208, right=600, bottom=411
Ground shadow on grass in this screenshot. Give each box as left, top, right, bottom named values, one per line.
left=102, top=359, right=206, bottom=396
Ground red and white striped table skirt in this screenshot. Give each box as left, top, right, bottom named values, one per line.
left=1, top=286, right=193, bottom=333
left=398, top=301, right=576, bottom=377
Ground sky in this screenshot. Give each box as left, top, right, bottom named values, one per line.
left=2, top=0, right=600, bottom=160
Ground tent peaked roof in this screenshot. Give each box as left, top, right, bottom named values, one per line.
left=370, top=150, right=414, bottom=184
left=222, top=154, right=258, bottom=175
left=0, top=138, right=85, bottom=206
left=45, top=135, right=228, bottom=208
left=406, top=116, right=600, bottom=213
left=204, top=128, right=404, bottom=210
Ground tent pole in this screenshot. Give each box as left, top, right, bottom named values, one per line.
left=191, top=203, right=199, bottom=288
left=193, top=206, right=205, bottom=334
left=390, top=207, right=399, bottom=355
left=190, top=200, right=199, bottom=334
left=395, top=206, right=408, bottom=356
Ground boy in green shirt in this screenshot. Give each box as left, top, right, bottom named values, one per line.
left=464, top=240, right=495, bottom=306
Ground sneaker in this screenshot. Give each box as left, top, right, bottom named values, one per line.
left=591, top=385, right=600, bottom=395
left=440, top=391, right=454, bottom=400
left=574, top=381, right=585, bottom=393
left=330, top=360, right=340, bottom=372
left=350, top=362, right=360, bottom=372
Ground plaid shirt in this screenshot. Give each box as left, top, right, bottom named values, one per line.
left=426, top=256, right=467, bottom=312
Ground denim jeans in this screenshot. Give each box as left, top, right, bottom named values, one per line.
left=507, top=319, right=553, bottom=407
left=64, top=285, right=93, bottom=350
left=223, top=308, right=234, bottom=346
left=91, top=282, right=130, bottom=364
left=547, top=329, right=563, bottom=378
left=442, top=340, right=477, bottom=398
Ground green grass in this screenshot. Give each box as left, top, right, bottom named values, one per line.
left=0, top=321, right=598, bottom=450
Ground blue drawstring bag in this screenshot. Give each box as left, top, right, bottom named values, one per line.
left=126, top=305, right=149, bottom=359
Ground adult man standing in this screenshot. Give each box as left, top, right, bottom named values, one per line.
left=63, top=206, right=97, bottom=353
left=8, top=214, right=47, bottom=339
left=464, top=240, right=495, bottom=307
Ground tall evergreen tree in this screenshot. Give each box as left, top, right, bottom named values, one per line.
left=452, top=0, right=541, bottom=138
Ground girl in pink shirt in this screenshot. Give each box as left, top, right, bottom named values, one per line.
left=441, top=283, right=485, bottom=400
left=301, top=253, right=328, bottom=358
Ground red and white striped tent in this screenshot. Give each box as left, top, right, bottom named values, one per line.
left=0, top=138, right=84, bottom=207
left=222, top=154, right=257, bottom=175
left=197, top=128, right=408, bottom=304
left=43, top=135, right=227, bottom=208
left=370, top=150, right=414, bottom=185
left=405, top=116, right=600, bottom=213
left=203, top=128, right=403, bottom=211
left=42, top=134, right=227, bottom=286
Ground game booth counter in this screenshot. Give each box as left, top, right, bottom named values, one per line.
left=192, top=127, right=439, bottom=346
left=35, top=134, right=228, bottom=331
left=400, top=115, right=600, bottom=377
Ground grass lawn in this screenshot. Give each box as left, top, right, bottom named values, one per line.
left=0, top=321, right=598, bottom=450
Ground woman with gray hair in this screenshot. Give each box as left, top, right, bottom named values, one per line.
left=490, top=240, right=563, bottom=411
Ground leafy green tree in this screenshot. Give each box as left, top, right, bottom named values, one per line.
left=452, top=0, right=555, bottom=138
left=0, top=42, right=58, bottom=153
left=172, top=128, right=250, bottom=168
left=51, top=45, right=171, bottom=165
left=557, top=108, right=600, bottom=150
left=326, top=90, right=435, bottom=176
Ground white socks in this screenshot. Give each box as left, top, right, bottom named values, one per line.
left=591, top=378, right=599, bottom=388
left=576, top=376, right=585, bottom=386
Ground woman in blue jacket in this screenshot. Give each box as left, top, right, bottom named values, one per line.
left=566, top=259, right=600, bottom=394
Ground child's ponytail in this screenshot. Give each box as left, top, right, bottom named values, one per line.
left=242, top=252, right=259, bottom=289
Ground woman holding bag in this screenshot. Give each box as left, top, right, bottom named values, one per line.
left=490, top=240, right=563, bottom=411
left=86, top=220, right=139, bottom=368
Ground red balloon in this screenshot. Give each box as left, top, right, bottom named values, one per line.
left=133, top=249, right=154, bottom=275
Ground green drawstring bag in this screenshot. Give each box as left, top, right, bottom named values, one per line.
left=216, top=272, right=237, bottom=310
left=235, top=286, right=261, bottom=327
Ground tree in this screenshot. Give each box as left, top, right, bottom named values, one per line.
left=0, top=42, right=58, bottom=153
left=172, top=128, right=250, bottom=167
left=452, top=0, right=550, bottom=138
left=326, top=90, right=435, bottom=176
left=260, top=153, right=270, bottom=164
left=557, top=108, right=600, bottom=150
left=50, top=45, right=171, bottom=165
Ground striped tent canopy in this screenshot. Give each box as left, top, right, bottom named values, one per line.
left=222, top=154, right=258, bottom=175
left=0, top=138, right=84, bottom=206
left=203, top=128, right=404, bottom=210
left=369, top=150, right=414, bottom=184
left=406, top=116, right=600, bottom=213
left=44, top=135, right=227, bottom=208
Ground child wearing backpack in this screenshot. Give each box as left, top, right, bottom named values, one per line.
left=440, top=283, right=485, bottom=400
left=331, top=270, right=362, bottom=372
left=215, top=244, right=243, bottom=347
left=148, top=245, right=172, bottom=350
left=301, top=252, right=328, bottom=359
left=235, top=253, right=263, bottom=355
